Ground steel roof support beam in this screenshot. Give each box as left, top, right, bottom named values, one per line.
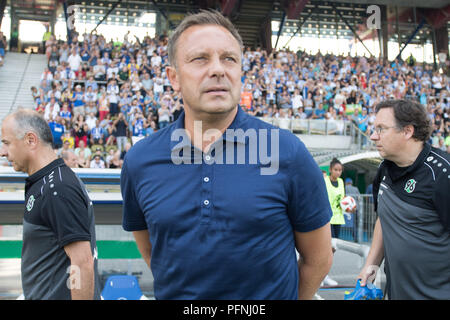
left=0, top=0, right=6, bottom=28
left=90, top=0, right=124, bottom=35
left=281, top=0, right=309, bottom=20
left=331, top=2, right=373, bottom=57
left=395, top=18, right=425, bottom=60
left=283, top=6, right=316, bottom=49
left=220, top=0, right=239, bottom=17
left=274, top=11, right=286, bottom=50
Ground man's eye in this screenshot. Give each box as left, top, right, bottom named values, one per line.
left=225, top=57, right=237, bottom=62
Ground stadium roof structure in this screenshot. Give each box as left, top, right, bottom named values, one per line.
left=2, top=0, right=449, bottom=52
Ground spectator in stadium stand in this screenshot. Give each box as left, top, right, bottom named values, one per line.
left=57, top=139, right=74, bottom=158
left=0, top=31, right=6, bottom=67
left=107, top=150, right=122, bottom=169
left=75, top=149, right=88, bottom=168
left=71, top=84, right=86, bottom=117
left=85, top=75, right=98, bottom=92
left=93, top=60, right=107, bottom=81
left=97, top=91, right=110, bottom=121
left=71, top=113, right=84, bottom=140
left=107, top=79, right=120, bottom=115
left=89, top=120, right=106, bottom=146
left=112, top=112, right=128, bottom=154
left=61, top=131, right=75, bottom=149
left=90, top=154, right=106, bottom=169
left=130, top=111, right=146, bottom=145
left=74, top=139, right=92, bottom=161
left=121, top=10, right=333, bottom=300
left=84, top=100, right=97, bottom=116
left=44, top=96, right=60, bottom=121
left=344, top=177, right=360, bottom=242
left=311, top=103, right=326, bottom=120
left=84, top=85, right=97, bottom=104
left=85, top=112, right=97, bottom=131
left=67, top=47, right=82, bottom=73
left=240, top=86, right=253, bottom=111
left=61, top=149, right=78, bottom=168
left=141, top=71, right=154, bottom=96
left=157, top=101, right=171, bottom=129
left=47, top=116, right=65, bottom=149
left=359, top=99, right=450, bottom=299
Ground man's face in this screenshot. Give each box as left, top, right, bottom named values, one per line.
left=370, top=108, right=405, bottom=161
left=65, top=153, right=78, bottom=168
left=0, top=117, right=29, bottom=173
left=167, top=25, right=242, bottom=117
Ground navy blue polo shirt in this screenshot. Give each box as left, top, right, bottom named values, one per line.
left=121, top=106, right=332, bottom=299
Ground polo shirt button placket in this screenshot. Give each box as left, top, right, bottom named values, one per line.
left=201, top=153, right=214, bottom=224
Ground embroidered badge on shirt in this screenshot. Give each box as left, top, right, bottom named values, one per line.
left=26, top=195, right=35, bottom=212
left=404, top=179, right=417, bottom=193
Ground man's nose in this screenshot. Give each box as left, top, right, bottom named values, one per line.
left=369, top=131, right=378, bottom=141
left=0, top=146, right=6, bottom=158
left=208, top=56, right=225, bottom=78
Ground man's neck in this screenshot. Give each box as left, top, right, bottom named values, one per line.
left=392, top=141, right=424, bottom=167
left=27, top=148, right=58, bottom=176
left=184, top=107, right=238, bottom=153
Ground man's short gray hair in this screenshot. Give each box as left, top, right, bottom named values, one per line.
left=167, top=9, right=243, bottom=67
left=10, top=109, right=54, bottom=146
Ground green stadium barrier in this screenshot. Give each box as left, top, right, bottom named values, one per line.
left=0, top=240, right=141, bottom=259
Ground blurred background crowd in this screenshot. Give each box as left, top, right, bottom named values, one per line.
left=23, top=29, right=450, bottom=168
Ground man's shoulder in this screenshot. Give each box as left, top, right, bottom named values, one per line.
left=40, top=165, right=85, bottom=199
left=425, top=147, right=450, bottom=182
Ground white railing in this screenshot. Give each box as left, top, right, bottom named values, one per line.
left=259, top=117, right=376, bottom=150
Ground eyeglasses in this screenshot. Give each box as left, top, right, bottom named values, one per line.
left=373, top=126, right=399, bottom=135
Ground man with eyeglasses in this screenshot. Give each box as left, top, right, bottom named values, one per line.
left=357, top=99, right=450, bottom=299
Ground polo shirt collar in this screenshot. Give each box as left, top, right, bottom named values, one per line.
left=385, top=142, right=431, bottom=181
left=25, top=158, right=65, bottom=185
left=170, top=106, right=249, bottom=151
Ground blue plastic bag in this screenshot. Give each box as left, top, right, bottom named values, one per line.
left=344, top=279, right=383, bottom=300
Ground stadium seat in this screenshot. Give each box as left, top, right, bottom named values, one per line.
left=101, top=275, right=148, bottom=300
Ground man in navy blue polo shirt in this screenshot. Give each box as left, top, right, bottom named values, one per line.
left=121, top=10, right=333, bottom=300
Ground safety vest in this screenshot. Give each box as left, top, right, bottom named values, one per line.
left=43, top=31, right=52, bottom=42
left=324, top=176, right=345, bottom=225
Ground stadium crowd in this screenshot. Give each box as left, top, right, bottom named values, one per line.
left=4, top=28, right=450, bottom=168
left=0, top=31, right=7, bottom=67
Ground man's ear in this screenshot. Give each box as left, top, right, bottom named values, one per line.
left=166, top=66, right=180, bottom=92
left=403, top=124, right=415, bottom=140
left=24, top=132, right=39, bottom=148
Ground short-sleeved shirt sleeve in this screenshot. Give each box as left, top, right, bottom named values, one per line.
left=287, top=141, right=332, bottom=232
left=41, top=183, right=91, bottom=248
left=121, top=158, right=148, bottom=231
